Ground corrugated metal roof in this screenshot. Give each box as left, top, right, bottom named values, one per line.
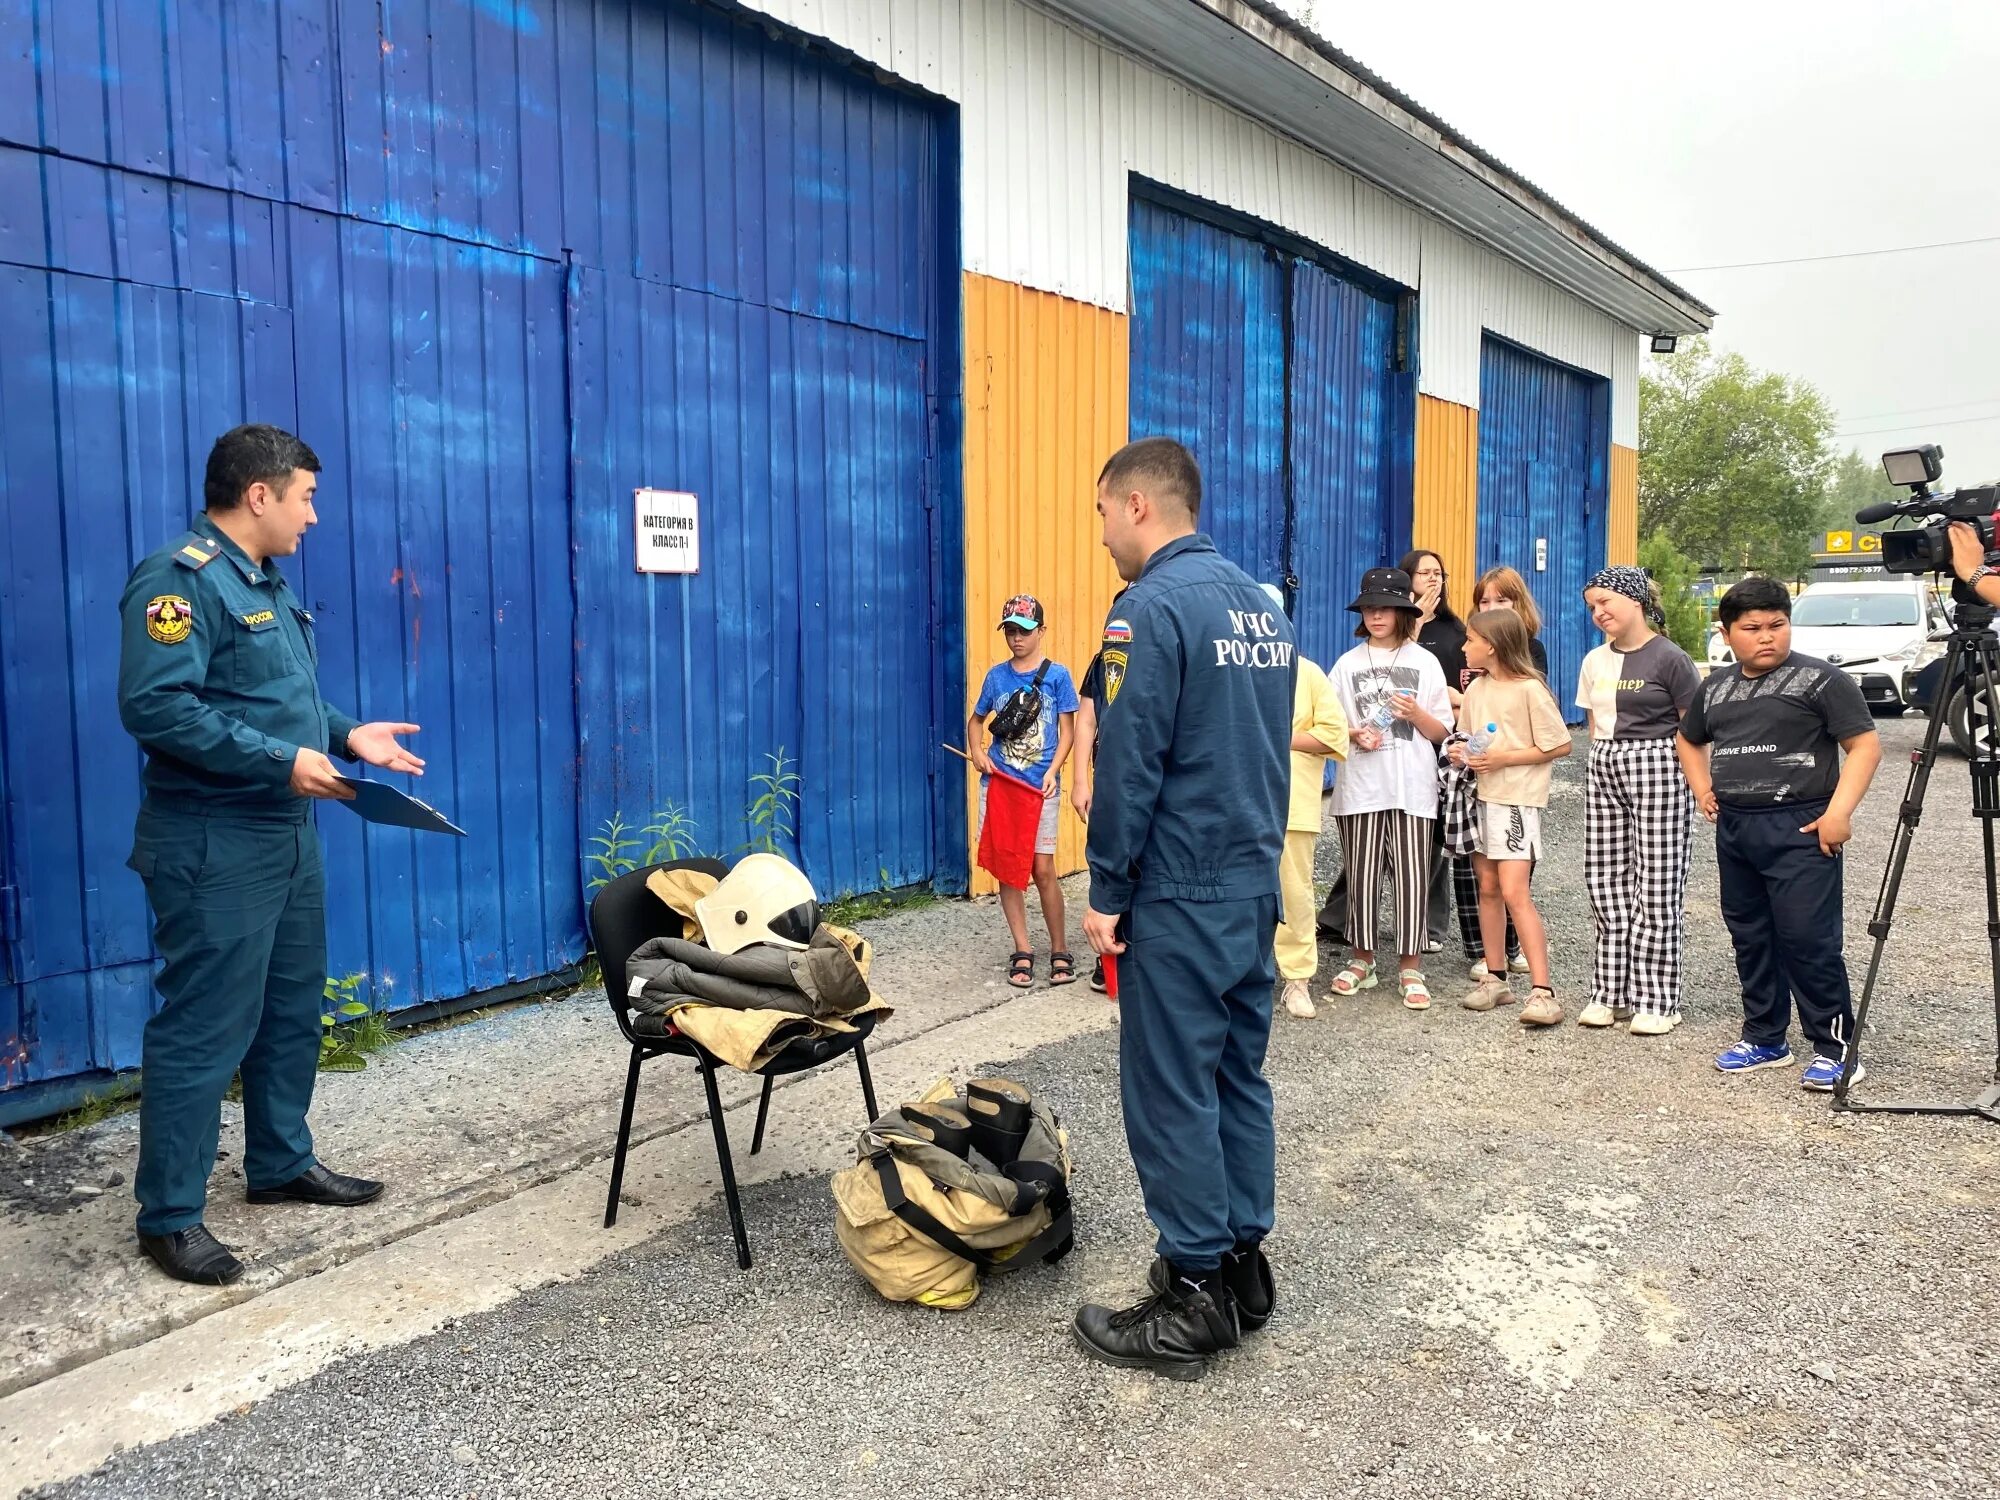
left=1037, top=0, right=1716, bottom=336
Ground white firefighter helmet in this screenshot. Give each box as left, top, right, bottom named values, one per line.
left=695, top=853, right=820, bottom=955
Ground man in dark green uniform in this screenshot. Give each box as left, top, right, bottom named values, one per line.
left=118, top=424, right=425, bottom=1285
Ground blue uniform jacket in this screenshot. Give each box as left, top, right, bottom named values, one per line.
left=1085, top=533, right=1294, bottom=912
left=118, top=515, right=361, bottom=813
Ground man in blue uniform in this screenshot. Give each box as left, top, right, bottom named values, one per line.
left=1073, top=437, right=1295, bottom=1380
left=118, top=424, right=424, bottom=1285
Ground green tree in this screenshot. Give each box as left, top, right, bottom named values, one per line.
left=1637, top=528, right=1709, bottom=658
left=1821, top=447, right=1904, bottom=539
left=1639, top=337, right=1836, bottom=579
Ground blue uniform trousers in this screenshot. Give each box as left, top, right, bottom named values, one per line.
left=1715, top=798, right=1853, bottom=1060
left=129, top=805, right=327, bottom=1235
left=1118, top=894, right=1279, bottom=1270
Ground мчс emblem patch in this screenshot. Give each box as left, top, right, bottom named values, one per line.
left=146, top=595, right=193, bottom=645
left=1102, top=648, right=1127, bottom=704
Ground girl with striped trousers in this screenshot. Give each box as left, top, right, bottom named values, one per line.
left=1575, top=566, right=1701, bottom=1034
left=1326, top=566, right=1453, bottom=1009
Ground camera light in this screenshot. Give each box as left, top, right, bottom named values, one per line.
left=1882, top=445, right=1943, bottom=487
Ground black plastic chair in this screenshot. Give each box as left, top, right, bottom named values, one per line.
left=588, top=858, right=880, bottom=1268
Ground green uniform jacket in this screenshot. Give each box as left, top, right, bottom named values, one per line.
left=118, top=515, right=361, bottom=812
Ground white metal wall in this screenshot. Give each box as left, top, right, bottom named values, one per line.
left=743, top=0, right=1642, bottom=437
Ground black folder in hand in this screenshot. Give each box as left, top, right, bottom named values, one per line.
left=334, top=777, right=467, bottom=836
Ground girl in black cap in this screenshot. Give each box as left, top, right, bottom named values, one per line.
left=1324, top=566, right=1454, bottom=1008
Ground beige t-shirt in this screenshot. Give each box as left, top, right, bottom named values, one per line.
left=1462, top=673, right=1571, bottom=808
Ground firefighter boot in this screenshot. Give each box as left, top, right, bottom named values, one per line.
left=1147, top=1239, right=1275, bottom=1331
left=1073, top=1263, right=1240, bottom=1380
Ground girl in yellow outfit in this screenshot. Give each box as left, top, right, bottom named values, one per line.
left=1261, top=585, right=1350, bottom=1020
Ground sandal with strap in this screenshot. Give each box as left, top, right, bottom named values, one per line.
left=1007, top=951, right=1035, bottom=989
left=1048, top=952, right=1078, bottom=986
left=1399, top=969, right=1432, bottom=1010
left=1329, top=959, right=1377, bottom=997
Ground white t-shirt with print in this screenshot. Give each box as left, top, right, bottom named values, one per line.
left=1327, top=639, right=1453, bottom=819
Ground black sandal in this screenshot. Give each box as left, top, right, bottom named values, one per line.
left=1048, top=952, right=1077, bottom=986
left=1007, top=951, right=1035, bottom=988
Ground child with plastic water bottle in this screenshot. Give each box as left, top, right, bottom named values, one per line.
left=1452, top=609, right=1572, bottom=1024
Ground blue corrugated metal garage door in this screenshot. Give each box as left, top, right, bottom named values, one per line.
left=0, top=213, right=582, bottom=1100
left=0, top=273, right=300, bottom=1090
left=1476, top=335, right=1611, bottom=712
left=0, top=0, right=955, bottom=1115
left=1287, top=260, right=1410, bottom=677
left=1128, top=193, right=1412, bottom=675
left=564, top=5, right=952, bottom=901
left=1128, top=203, right=1287, bottom=586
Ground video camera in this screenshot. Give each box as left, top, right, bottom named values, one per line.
left=1860, top=444, right=2000, bottom=575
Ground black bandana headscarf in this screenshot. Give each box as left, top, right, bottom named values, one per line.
left=1585, top=565, right=1651, bottom=606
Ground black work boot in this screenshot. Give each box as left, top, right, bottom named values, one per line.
left=1224, top=1240, right=1275, bottom=1330
left=1147, top=1240, right=1275, bottom=1331
left=1074, top=1263, right=1239, bottom=1380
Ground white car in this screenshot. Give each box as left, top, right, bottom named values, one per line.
left=1782, top=578, right=1948, bottom=714
left=1706, top=620, right=1730, bottom=670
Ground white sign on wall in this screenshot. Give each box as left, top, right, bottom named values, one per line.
left=634, top=489, right=700, bottom=575
left=1534, top=536, right=1548, bottom=573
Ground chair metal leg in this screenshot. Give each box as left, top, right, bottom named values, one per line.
left=854, top=1037, right=879, bottom=1121
left=697, top=1057, right=752, bottom=1270
left=749, top=1073, right=776, bottom=1155
left=604, top=1045, right=645, bottom=1229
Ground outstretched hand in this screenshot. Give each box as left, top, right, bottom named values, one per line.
left=349, top=722, right=426, bottom=775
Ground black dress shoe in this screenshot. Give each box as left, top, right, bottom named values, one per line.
left=1074, top=1264, right=1239, bottom=1380
left=139, top=1224, right=244, bottom=1286
left=246, top=1162, right=384, bottom=1207
left=1148, top=1240, right=1275, bottom=1331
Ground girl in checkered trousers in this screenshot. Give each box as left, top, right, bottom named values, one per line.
left=1452, top=609, right=1573, bottom=1024
left=1575, top=566, right=1701, bottom=1034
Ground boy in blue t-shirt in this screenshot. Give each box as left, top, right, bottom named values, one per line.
left=968, top=594, right=1081, bottom=988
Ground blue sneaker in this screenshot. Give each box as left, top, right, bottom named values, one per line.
left=1714, top=1040, right=1795, bottom=1073
left=1800, top=1054, right=1864, bottom=1092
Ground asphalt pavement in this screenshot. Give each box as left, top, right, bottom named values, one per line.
left=20, top=713, right=2000, bottom=1500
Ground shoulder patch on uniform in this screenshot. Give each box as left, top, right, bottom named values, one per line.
left=174, top=537, right=221, bottom=570
left=146, top=595, right=194, bottom=645
left=1101, top=648, right=1128, bottom=704
left=1102, top=618, right=1132, bottom=644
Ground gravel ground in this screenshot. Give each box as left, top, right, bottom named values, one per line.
left=32, top=715, right=2000, bottom=1500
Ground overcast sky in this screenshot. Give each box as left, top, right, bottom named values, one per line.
left=1278, top=0, right=2000, bottom=486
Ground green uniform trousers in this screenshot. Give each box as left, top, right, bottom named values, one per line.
left=129, top=804, right=326, bottom=1235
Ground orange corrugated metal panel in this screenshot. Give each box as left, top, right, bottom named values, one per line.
left=1609, top=444, right=1639, bottom=565
left=962, top=273, right=1130, bottom=894
left=1413, top=394, right=1479, bottom=607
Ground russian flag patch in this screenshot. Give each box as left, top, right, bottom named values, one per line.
left=1102, top=619, right=1132, bottom=643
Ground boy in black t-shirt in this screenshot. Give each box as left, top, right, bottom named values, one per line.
left=1677, top=578, right=1883, bottom=1091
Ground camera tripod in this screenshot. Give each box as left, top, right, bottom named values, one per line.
left=1835, top=588, right=2000, bottom=1121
